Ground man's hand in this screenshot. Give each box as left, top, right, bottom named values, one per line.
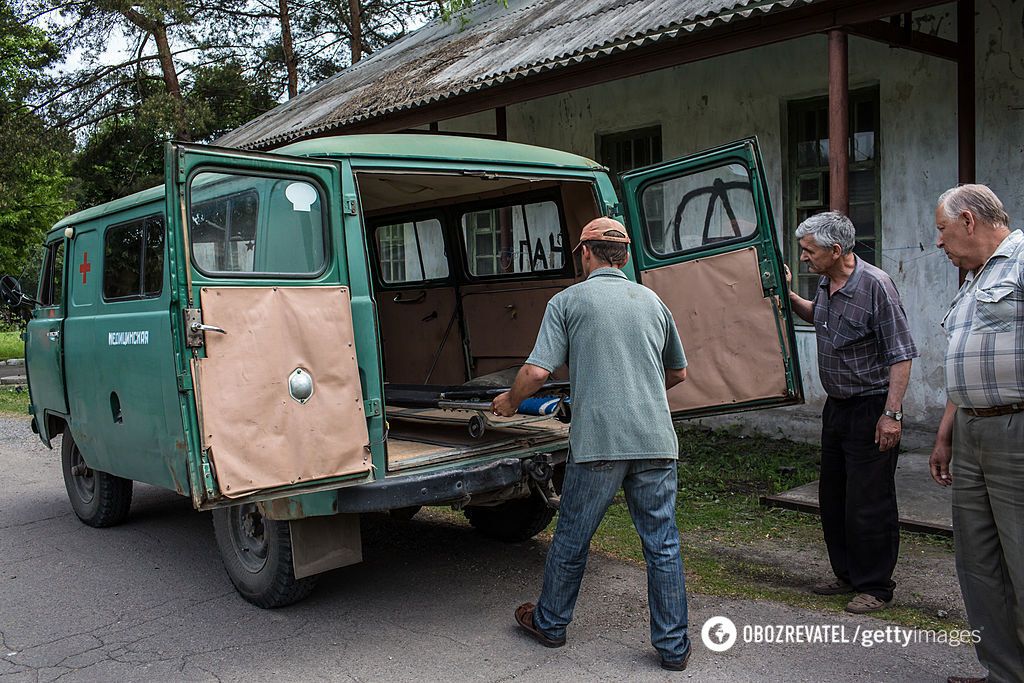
left=929, top=440, right=953, bottom=487
left=784, top=264, right=793, bottom=288
left=874, top=414, right=901, bottom=452
left=491, top=391, right=517, bottom=417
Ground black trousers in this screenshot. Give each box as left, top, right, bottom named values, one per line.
left=819, top=394, right=900, bottom=601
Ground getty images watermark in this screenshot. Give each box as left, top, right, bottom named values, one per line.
left=700, top=616, right=980, bottom=653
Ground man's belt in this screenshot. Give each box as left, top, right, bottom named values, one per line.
left=963, top=403, right=1024, bottom=417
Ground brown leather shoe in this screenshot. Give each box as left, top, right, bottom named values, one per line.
left=514, top=602, right=566, bottom=648
left=946, top=677, right=986, bottom=683
left=845, top=593, right=891, bottom=614
left=812, top=578, right=855, bottom=595
left=660, top=648, right=692, bottom=671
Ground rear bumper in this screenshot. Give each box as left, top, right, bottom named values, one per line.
left=335, top=457, right=528, bottom=514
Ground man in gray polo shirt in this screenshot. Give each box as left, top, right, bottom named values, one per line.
left=785, top=211, right=917, bottom=615
left=930, top=185, right=1024, bottom=683
left=491, top=217, right=690, bottom=671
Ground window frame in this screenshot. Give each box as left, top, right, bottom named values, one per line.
left=369, top=210, right=451, bottom=289
left=185, top=169, right=331, bottom=280
left=596, top=125, right=663, bottom=194
left=102, top=214, right=165, bottom=303
left=785, top=86, right=882, bottom=312
left=453, top=188, right=573, bottom=283
left=37, top=240, right=65, bottom=309
left=634, top=158, right=762, bottom=261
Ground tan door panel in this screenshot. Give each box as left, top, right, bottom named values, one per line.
left=377, top=287, right=463, bottom=384
left=641, top=248, right=790, bottom=413
left=461, top=282, right=572, bottom=372
left=195, top=286, right=370, bottom=498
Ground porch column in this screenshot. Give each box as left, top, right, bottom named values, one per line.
left=828, top=29, right=849, bottom=215
left=957, top=0, right=976, bottom=183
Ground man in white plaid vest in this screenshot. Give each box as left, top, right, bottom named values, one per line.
left=931, top=184, right=1024, bottom=683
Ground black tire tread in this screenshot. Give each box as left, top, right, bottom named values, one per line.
left=212, top=509, right=318, bottom=609
left=61, top=429, right=133, bottom=528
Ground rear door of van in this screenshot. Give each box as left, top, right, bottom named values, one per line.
left=26, top=237, right=69, bottom=438
left=619, top=138, right=803, bottom=418
left=165, top=143, right=384, bottom=509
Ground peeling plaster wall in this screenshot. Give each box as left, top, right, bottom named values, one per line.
left=437, top=1, right=1023, bottom=435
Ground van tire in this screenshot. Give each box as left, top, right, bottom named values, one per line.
left=212, top=505, right=317, bottom=608
left=464, top=495, right=555, bottom=543
left=61, top=428, right=133, bottom=528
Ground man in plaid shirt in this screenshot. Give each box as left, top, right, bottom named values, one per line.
left=785, top=211, right=917, bottom=615
left=930, top=185, right=1024, bottom=683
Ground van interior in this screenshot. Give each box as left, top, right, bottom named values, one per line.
left=355, top=170, right=601, bottom=472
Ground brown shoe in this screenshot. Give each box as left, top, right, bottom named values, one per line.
left=845, top=593, right=891, bottom=614
left=514, top=602, right=566, bottom=648
left=811, top=578, right=855, bottom=595
left=946, top=677, right=986, bottom=683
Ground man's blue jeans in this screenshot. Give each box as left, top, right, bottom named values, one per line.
left=533, top=457, right=690, bottom=663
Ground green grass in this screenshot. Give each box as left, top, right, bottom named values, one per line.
left=0, top=331, right=23, bottom=361
left=0, top=386, right=29, bottom=415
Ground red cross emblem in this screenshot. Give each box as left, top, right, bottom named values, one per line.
left=79, top=252, right=91, bottom=285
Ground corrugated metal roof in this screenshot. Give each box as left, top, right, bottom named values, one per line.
left=217, top=0, right=823, bottom=150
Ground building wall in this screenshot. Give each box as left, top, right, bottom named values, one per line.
left=439, top=0, right=1023, bottom=434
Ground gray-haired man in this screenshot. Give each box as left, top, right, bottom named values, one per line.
left=931, top=185, right=1024, bottom=683
left=784, top=211, right=917, bottom=614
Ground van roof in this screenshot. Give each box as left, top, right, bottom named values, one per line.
left=52, top=134, right=602, bottom=231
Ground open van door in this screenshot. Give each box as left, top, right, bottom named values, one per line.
left=165, top=143, right=383, bottom=509
left=620, top=138, right=803, bottom=418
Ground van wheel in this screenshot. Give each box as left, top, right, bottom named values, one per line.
left=212, top=504, right=317, bottom=608
left=464, top=495, right=555, bottom=543
left=61, top=428, right=132, bottom=527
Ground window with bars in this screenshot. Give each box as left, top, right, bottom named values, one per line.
left=787, top=88, right=881, bottom=304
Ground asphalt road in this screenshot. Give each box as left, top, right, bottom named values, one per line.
left=0, top=415, right=982, bottom=682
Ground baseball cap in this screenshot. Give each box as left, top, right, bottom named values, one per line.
left=573, top=217, right=632, bottom=252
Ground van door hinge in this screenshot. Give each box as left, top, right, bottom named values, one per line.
left=363, top=399, right=381, bottom=417
left=604, top=202, right=623, bottom=218
left=200, top=449, right=217, bottom=498
left=344, top=194, right=358, bottom=215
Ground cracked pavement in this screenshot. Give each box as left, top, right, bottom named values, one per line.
left=0, top=415, right=983, bottom=682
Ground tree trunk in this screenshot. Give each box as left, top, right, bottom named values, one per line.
left=279, top=0, right=298, bottom=98
left=348, top=0, right=362, bottom=63
left=152, top=24, right=189, bottom=140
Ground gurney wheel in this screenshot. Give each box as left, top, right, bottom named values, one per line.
left=468, top=414, right=486, bottom=439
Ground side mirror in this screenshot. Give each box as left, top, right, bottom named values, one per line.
left=0, top=275, right=38, bottom=309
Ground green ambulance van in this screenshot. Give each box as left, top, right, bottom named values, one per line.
left=0, top=134, right=803, bottom=608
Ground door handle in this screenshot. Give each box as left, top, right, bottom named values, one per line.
left=394, top=291, right=426, bottom=304
left=47, top=330, right=60, bottom=341
left=190, top=322, right=227, bottom=335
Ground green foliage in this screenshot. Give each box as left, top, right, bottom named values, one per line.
left=0, top=386, right=29, bottom=415
left=0, top=331, right=23, bottom=360
left=440, top=0, right=507, bottom=25
left=0, top=0, right=73, bottom=279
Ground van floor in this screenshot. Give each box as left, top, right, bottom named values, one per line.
left=385, top=407, right=568, bottom=472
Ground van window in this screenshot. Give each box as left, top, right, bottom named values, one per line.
left=460, top=200, right=565, bottom=277
left=103, top=216, right=165, bottom=300
left=640, top=163, right=758, bottom=256
left=38, top=241, right=64, bottom=307
left=188, top=173, right=326, bottom=276
left=375, top=218, right=448, bottom=284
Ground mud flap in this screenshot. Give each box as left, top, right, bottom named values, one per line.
left=289, top=513, right=362, bottom=579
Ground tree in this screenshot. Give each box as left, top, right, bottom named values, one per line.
left=0, top=0, right=73, bottom=279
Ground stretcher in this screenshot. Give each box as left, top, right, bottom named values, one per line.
left=383, top=381, right=571, bottom=438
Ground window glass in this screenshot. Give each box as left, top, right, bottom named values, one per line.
left=375, top=218, right=448, bottom=284
left=103, top=216, right=164, bottom=300
left=41, top=242, right=65, bottom=307
left=188, top=173, right=326, bottom=275
left=640, top=164, right=757, bottom=256
left=461, top=200, right=565, bottom=277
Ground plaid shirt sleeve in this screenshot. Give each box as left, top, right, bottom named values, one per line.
left=872, top=278, right=919, bottom=366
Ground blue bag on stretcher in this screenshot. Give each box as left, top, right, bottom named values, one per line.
left=517, top=396, right=568, bottom=416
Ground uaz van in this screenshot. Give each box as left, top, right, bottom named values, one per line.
left=0, top=135, right=803, bottom=607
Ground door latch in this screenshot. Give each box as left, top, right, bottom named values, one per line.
left=184, top=308, right=226, bottom=348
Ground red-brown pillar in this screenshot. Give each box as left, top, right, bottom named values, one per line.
left=828, top=29, right=850, bottom=215
left=958, top=0, right=976, bottom=183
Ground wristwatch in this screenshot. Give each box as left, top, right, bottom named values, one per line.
left=883, top=409, right=903, bottom=422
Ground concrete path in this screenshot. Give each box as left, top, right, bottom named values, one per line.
left=763, top=451, right=953, bottom=535
left=0, top=416, right=982, bottom=682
